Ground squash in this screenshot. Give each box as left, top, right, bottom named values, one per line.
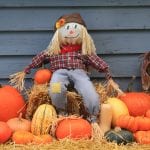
left=104, top=127, right=134, bottom=145
left=99, top=103, right=112, bottom=136
left=107, top=97, right=129, bottom=127
left=7, top=113, right=31, bottom=132
left=119, top=92, right=150, bottom=116
left=134, top=131, right=150, bottom=144
left=31, top=104, right=57, bottom=135
left=34, top=69, right=52, bottom=84
left=0, top=85, right=26, bottom=121
left=116, top=114, right=150, bottom=132
left=56, top=117, right=92, bottom=139
left=12, top=130, right=34, bottom=144
left=0, top=121, right=12, bottom=143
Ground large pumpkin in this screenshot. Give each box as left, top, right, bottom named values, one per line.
left=55, top=117, right=92, bottom=139
left=107, top=97, right=129, bottom=127
left=104, top=127, right=134, bottom=145
left=0, top=85, right=26, bottom=121
left=31, top=104, right=57, bottom=135
left=0, top=121, right=12, bottom=143
left=119, top=92, right=150, bottom=116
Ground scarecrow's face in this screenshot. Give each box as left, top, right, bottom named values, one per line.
left=59, top=22, right=82, bottom=45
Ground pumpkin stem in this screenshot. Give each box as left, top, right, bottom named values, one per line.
left=0, top=84, right=2, bottom=88
left=18, top=113, right=23, bottom=120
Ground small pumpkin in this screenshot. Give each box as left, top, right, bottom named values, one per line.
left=107, top=97, right=129, bottom=127
left=0, top=121, right=12, bottom=143
left=134, top=131, right=150, bottom=144
left=12, top=130, right=34, bottom=144
left=33, top=134, right=53, bottom=144
left=31, top=104, right=57, bottom=135
left=116, top=114, right=150, bottom=132
left=0, top=85, right=26, bottom=121
left=119, top=92, right=150, bottom=116
left=7, top=113, right=31, bottom=132
left=56, top=117, right=92, bottom=139
left=104, top=127, right=134, bottom=145
left=34, top=69, right=52, bottom=84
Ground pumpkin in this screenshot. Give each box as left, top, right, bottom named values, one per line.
left=99, top=103, right=112, bottom=136
left=134, top=131, right=150, bottom=144
left=146, top=109, right=150, bottom=118
left=31, top=104, right=57, bottom=135
left=12, top=130, right=34, bottom=144
left=116, top=114, right=150, bottom=132
left=7, top=113, right=31, bottom=132
left=56, top=117, right=92, bottom=139
left=119, top=92, right=150, bottom=116
left=33, top=134, right=53, bottom=144
left=107, top=97, right=129, bottom=127
left=0, top=121, right=12, bottom=143
left=104, top=127, right=134, bottom=145
left=0, top=85, right=26, bottom=121
left=34, top=69, right=52, bottom=84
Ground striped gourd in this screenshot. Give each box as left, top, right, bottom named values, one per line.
left=31, top=104, right=57, bottom=135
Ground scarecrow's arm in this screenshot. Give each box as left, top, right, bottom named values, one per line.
left=86, top=54, right=112, bottom=80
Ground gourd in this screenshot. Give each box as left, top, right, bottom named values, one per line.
left=7, top=113, right=31, bottom=132
left=99, top=103, right=112, bottom=136
left=116, top=114, right=150, bottom=132
left=104, top=127, right=134, bottom=145
left=34, top=69, right=52, bottom=84
left=31, top=104, right=57, bottom=135
left=0, top=85, right=26, bottom=121
left=134, top=130, right=150, bottom=144
left=107, top=97, right=129, bottom=127
left=12, top=130, right=34, bottom=144
left=0, top=121, right=12, bottom=143
left=55, top=117, right=92, bottom=139
left=119, top=92, right=150, bottom=116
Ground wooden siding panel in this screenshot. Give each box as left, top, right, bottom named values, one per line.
left=0, top=31, right=149, bottom=55
left=0, top=7, right=150, bottom=31
left=0, top=0, right=150, bottom=7
left=0, top=54, right=142, bottom=78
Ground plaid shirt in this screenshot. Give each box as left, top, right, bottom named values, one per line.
left=24, top=51, right=111, bottom=79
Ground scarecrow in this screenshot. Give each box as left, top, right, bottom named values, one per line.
left=10, top=13, right=119, bottom=138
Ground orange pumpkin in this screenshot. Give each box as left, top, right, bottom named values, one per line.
left=7, top=113, right=31, bottom=132
left=0, top=85, right=26, bottom=121
left=56, top=118, right=92, bottom=139
left=33, top=134, right=53, bottom=144
left=146, top=109, right=150, bottom=118
left=119, top=92, right=150, bottom=116
left=134, top=131, right=150, bottom=144
left=0, top=121, right=12, bottom=143
left=12, top=130, right=34, bottom=144
left=116, top=114, right=150, bottom=132
left=34, top=69, right=52, bottom=84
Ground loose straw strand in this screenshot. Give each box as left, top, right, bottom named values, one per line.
left=9, top=71, right=26, bottom=91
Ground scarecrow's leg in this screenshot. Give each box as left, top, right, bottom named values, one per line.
left=70, top=69, right=100, bottom=122
left=49, top=69, right=69, bottom=115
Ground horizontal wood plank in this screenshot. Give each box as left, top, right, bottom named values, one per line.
left=0, top=7, right=150, bottom=31
left=0, top=0, right=150, bottom=7
left=0, top=54, right=142, bottom=79
left=0, top=77, right=142, bottom=92
left=0, top=31, right=149, bottom=55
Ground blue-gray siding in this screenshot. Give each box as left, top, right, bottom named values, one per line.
left=0, top=0, right=150, bottom=91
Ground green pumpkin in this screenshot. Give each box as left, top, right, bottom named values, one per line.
left=104, top=127, right=134, bottom=145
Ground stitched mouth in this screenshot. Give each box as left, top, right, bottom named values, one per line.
left=64, top=34, right=79, bottom=39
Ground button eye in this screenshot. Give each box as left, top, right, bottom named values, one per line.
left=66, top=25, right=70, bottom=30
left=74, top=24, right=77, bottom=29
